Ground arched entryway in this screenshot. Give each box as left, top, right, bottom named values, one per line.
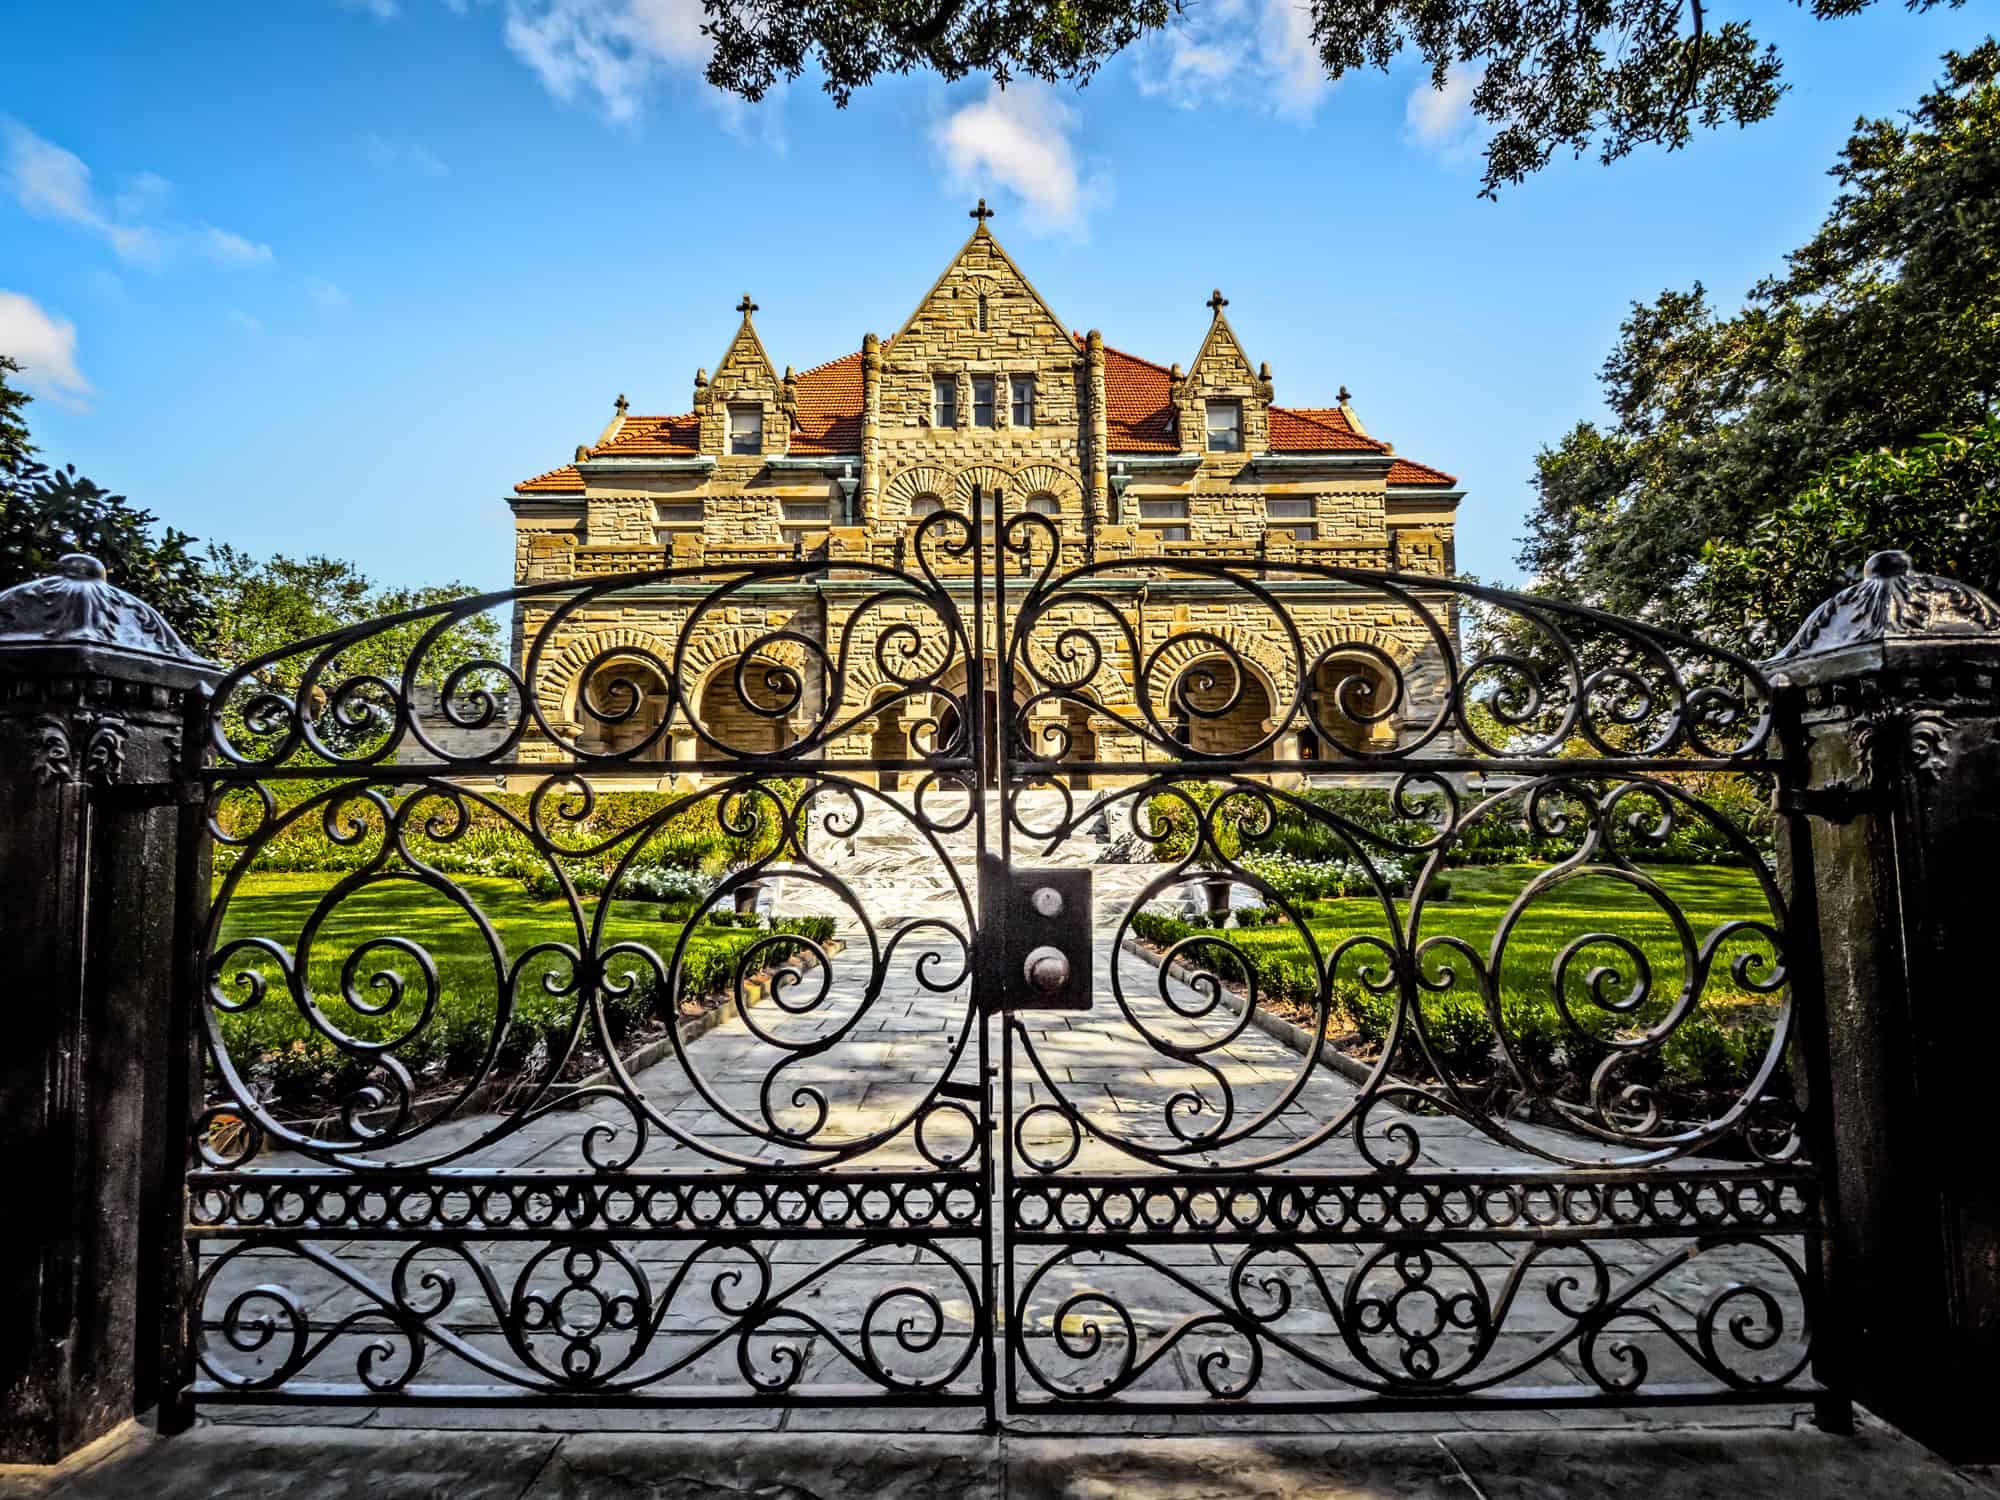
left=576, top=659, right=671, bottom=758
left=1168, top=655, right=1276, bottom=759
left=1305, top=653, right=1398, bottom=756
left=694, top=655, right=793, bottom=762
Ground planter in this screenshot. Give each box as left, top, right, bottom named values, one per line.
left=733, top=880, right=765, bottom=917
left=1200, top=875, right=1234, bottom=919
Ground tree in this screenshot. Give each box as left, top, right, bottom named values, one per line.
left=1703, top=421, right=2000, bottom=654
left=698, top=0, right=1959, bottom=197
left=0, top=356, right=213, bottom=643
left=1517, top=43, right=2000, bottom=653
left=203, top=545, right=504, bottom=686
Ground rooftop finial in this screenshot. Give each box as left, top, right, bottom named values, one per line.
left=736, top=293, right=758, bottom=318
left=614, top=393, right=628, bottom=416
left=969, top=197, right=995, bottom=225
left=1338, top=384, right=1353, bottom=405
left=1207, top=288, right=1228, bottom=313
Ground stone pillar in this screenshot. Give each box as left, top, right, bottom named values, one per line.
left=859, top=331, right=882, bottom=526
left=0, top=557, right=218, bottom=1464
left=1084, top=330, right=1109, bottom=528
left=1767, top=551, right=2000, bottom=1461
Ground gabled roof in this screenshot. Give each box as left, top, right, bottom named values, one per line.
left=1386, top=456, right=1458, bottom=486
left=789, top=352, right=862, bottom=455
left=515, top=343, right=1450, bottom=490
left=1266, top=405, right=1387, bottom=454
left=1101, top=345, right=1179, bottom=453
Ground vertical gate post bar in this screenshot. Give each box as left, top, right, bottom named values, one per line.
left=0, top=557, right=220, bottom=1465
left=1770, top=686, right=1854, bottom=1435
left=963, top=482, right=999, bottom=1430
left=150, top=683, right=213, bottom=1435
left=1764, top=551, right=2000, bottom=1461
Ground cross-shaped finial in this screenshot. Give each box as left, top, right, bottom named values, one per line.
left=1207, top=288, right=1229, bottom=313
left=614, top=393, right=628, bottom=415
left=1337, top=384, right=1352, bottom=405
left=969, top=197, right=994, bottom=224
left=736, top=293, right=758, bottom=317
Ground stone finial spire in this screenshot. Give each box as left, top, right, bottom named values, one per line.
left=735, top=293, right=759, bottom=318
left=1338, top=384, right=1353, bottom=405
left=969, top=197, right=994, bottom=225
left=1206, top=288, right=1229, bottom=313
left=614, top=393, right=629, bottom=416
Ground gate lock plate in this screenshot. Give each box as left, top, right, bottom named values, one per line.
left=999, top=865, right=1093, bottom=1011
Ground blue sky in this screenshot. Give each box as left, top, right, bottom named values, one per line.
left=1, top=0, right=1988, bottom=592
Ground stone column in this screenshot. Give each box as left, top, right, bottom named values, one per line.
left=1084, top=330, right=1109, bottom=528
left=1766, top=551, right=2000, bottom=1461
left=0, top=557, right=219, bottom=1464
left=859, top=332, right=881, bottom=526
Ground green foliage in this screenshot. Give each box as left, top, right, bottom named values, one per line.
left=695, top=1, right=1955, bottom=198
left=0, top=355, right=211, bottom=641
left=1704, top=421, right=2000, bottom=654
left=1518, top=44, right=2000, bottom=653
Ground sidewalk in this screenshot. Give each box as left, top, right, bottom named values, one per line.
left=7, top=1412, right=1997, bottom=1499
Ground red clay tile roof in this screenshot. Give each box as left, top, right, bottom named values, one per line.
left=1102, top=345, right=1179, bottom=453
left=1386, top=457, right=1458, bottom=486
left=790, top=352, right=863, bottom=455
left=1266, top=405, right=1387, bottom=454
left=514, top=342, right=1455, bottom=487
left=593, top=412, right=702, bottom=457
left=516, top=463, right=584, bottom=494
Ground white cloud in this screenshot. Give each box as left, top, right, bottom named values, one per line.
left=932, top=82, right=1105, bottom=237
left=201, top=225, right=275, bottom=266
left=1405, top=66, right=1486, bottom=156
left=365, top=135, right=449, bottom=176
left=304, top=276, right=349, bottom=308
left=0, top=289, right=92, bottom=404
left=1134, top=0, right=1332, bottom=122
left=2, top=120, right=160, bottom=262
left=502, top=0, right=710, bottom=124
left=2, top=119, right=272, bottom=269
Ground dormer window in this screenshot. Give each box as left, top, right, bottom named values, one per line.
left=729, top=404, right=763, bottom=456
left=1205, top=400, right=1242, bottom=453
left=933, top=376, right=957, bottom=428
left=1010, top=375, right=1036, bottom=428
left=972, top=376, right=996, bottom=428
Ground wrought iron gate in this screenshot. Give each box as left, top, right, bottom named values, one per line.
left=179, top=507, right=1821, bottom=1424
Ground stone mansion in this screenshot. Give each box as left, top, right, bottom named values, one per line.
left=506, top=208, right=1465, bottom=783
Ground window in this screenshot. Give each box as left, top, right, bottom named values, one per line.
left=729, top=404, right=763, bottom=455
left=1138, top=499, right=1188, bottom=521
left=654, top=500, right=704, bottom=527
left=1155, top=526, right=1190, bottom=542
left=971, top=376, right=996, bottom=428
left=1205, top=401, right=1242, bottom=453
left=932, top=377, right=957, bottom=428
left=779, top=499, right=830, bottom=545
left=1011, top=375, right=1035, bottom=428
left=1025, top=493, right=1060, bottom=516
left=977, top=293, right=988, bottom=332
left=1265, top=497, right=1313, bottom=519
left=910, top=494, right=943, bottom=517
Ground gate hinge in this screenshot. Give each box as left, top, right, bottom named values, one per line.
left=1779, top=780, right=1880, bottom=824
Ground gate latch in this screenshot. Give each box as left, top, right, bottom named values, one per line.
left=999, top=865, right=1093, bottom=1012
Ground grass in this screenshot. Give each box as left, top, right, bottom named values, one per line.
left=208, top=871, right=786, bottom=1110
left=1155, top=862, right=1784, bottom=1091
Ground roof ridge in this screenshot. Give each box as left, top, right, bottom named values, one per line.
left=1102, top=343, right=1175, bottom=375
left=793, top=349, right=862, bottom=379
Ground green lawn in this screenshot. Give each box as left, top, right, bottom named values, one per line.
left=208, top=871, right=770, bottom=1102
left=1178, top=862, right=1785, bottom=1085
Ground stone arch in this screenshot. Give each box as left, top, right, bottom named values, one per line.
left=883, top=465, right=955, bottom=519
left=1296, top=622, right=1438, bottom=750
left=535, top=624, right=679, bottom=723
left=1145, top=622, right=1291, bottom=724
left=1009, top=462, right=1083, bottom=518
left=951, top=464, right=1013, bottom=508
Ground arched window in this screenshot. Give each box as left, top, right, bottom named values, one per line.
left=1025, top=492, right=1061, bottom=516
left=910, top=494, right=943, bottom=518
